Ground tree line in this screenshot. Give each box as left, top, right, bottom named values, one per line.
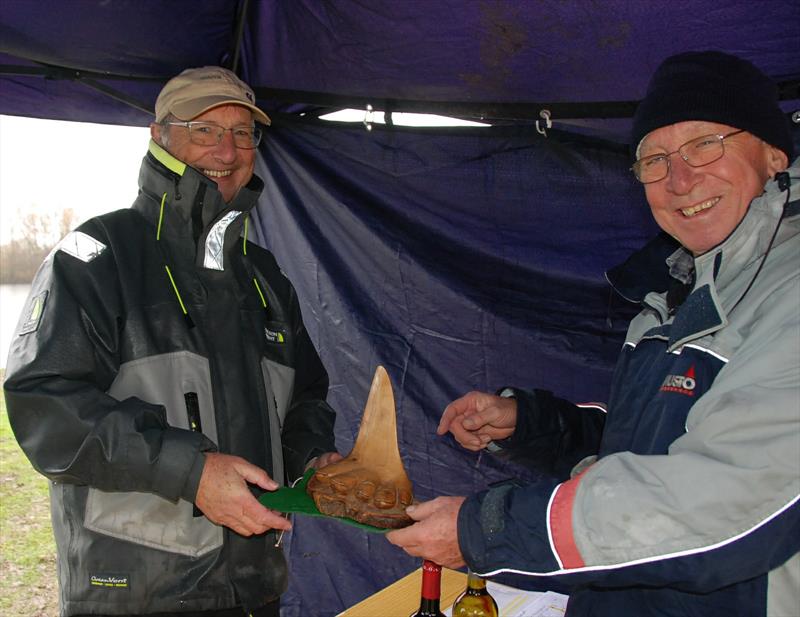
left=0, top=209, right=77, bottom=284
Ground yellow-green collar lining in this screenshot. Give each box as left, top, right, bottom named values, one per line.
left=148, top=139, right=186, bottom=176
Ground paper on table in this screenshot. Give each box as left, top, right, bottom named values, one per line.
left=444, top=581, right=568, bottom=617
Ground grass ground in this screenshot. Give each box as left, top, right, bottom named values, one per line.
left=0, top=373, right=60, bottom=616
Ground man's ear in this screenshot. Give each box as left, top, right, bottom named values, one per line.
left=765, top=143, right=789, bottom=177
left=150, top=122, right=163, bottom=145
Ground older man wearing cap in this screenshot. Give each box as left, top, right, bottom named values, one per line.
left=4, top=66, right=341, bottom=617
left=386, top=51, right=799, bottom=616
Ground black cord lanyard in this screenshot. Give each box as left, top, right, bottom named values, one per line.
left=729, top=171, right=793, bottom=315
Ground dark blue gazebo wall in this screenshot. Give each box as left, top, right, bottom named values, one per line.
left=251, top=120, right=659, bottom=615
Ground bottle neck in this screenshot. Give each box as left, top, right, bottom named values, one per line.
left=466, top=570, right=488, bottom=592
left=420, top=560, right=442, bottom=600
left=412, top=561, right=443, bottom=616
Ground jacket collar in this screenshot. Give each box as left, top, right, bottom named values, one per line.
left=135, top=140, right=264, bottom=270
left=605, top=232, right=683, bottom=304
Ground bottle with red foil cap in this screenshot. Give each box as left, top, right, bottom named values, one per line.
left=410, top=560, right=446, bottom=617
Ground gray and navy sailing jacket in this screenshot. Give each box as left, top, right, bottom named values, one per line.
left=3, top=141, right=337, bottom=616
left=460, top=161, right=800, bottom=617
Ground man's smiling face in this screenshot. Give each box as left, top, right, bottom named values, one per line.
left=154, top=104, right=256, bottom=203
left=641, top=120, right=786, bottom=255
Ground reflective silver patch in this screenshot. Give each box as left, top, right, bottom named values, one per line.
left=58, top=231, right=106, bottom=262
left=203, top=210, right=242, bottom=270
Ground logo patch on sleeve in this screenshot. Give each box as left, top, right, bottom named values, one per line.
left=89, top=573, right=130, bottom=590
left=58, top=230, right=106, bottom=262
left=19, top=291, right=48, bottom=334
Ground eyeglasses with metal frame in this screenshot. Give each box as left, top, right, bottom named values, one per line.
left=631, top=129, right=746, bottom=184
left=163, top=121, right=262, bottom=149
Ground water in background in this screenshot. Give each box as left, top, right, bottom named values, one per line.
left=1, top=284, right=31, bottom=368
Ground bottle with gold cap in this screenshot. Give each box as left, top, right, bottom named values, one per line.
left=451, top=569, right=498, bottom=617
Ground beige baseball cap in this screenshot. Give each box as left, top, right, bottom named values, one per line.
left=154, top=66, right=271, bottom=125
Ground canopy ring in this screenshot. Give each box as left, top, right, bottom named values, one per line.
left=536, top=109, right=552, bottom=137
left=364, top=104, right=374, bottom=132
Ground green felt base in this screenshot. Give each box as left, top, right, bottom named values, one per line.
left=258, top=468, right=388, bottom=533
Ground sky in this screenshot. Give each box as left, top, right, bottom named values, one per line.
left=0, top=114, right=151, bottom=245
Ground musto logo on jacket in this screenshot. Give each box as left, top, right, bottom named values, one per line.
left=660, top=365, right=696, bottom=396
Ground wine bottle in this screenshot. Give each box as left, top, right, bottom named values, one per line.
left=451, top=569, right=498, bottom=617
left=410, top=560, right=446, bottom=617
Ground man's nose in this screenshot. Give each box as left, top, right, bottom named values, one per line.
left=212, top=130, right=237, bottom=163
left=666, top=154, right=702, bottom=195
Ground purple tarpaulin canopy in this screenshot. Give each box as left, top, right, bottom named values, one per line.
left=1, top=0, right=798, bottom=141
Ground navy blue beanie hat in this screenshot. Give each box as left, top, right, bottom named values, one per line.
left=631, top=50, right=793, bottom=161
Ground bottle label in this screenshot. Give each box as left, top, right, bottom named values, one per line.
left=421, top=561, right=442, bottom=600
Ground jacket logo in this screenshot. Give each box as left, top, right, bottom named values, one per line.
left=660, top=365, right=696, bottom=396
left=264, top=327, right=285, bottom=343
left=90, top=573, right=130, bottom=589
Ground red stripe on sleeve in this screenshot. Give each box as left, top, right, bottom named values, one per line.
left=549, top=472, right=588, bottom=569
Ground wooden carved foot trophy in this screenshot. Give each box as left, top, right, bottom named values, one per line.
left=307, top=366, right=414, bottom=529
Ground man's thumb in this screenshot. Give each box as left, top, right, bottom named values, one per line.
left=405, top=501, right=431, bottom=521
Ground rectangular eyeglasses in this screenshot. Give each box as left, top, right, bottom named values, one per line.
left=631, top=129, right=745, bottom=184
left=164, top=121, right=262, bottom=149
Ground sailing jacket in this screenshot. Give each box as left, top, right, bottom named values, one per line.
left=459, top=161, right=800, bottom=616
left=3, top=141, right=337, bottom=615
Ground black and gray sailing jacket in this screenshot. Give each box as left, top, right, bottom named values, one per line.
left=4, top=140, right=336, bottom=616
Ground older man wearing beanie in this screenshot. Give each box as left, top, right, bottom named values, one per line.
left=4, top=66, right=342, bottom=617
left=387, top=51, right=799, bottom=617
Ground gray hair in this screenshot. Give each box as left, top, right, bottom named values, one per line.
left=157, top=113, right=178, bottom=148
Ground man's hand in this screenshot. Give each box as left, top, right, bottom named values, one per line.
left=307, top=451, right=344, bottom=470
left=437, top=391, right=518, bottom=451
left=384, top=496, right=466, bottom=569
left=195, top=452, right=291, bottom=536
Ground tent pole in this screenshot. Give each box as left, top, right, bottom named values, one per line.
left=230, top=0, right=251, bottom=74
left=0, top=62, right=155, bottom=116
